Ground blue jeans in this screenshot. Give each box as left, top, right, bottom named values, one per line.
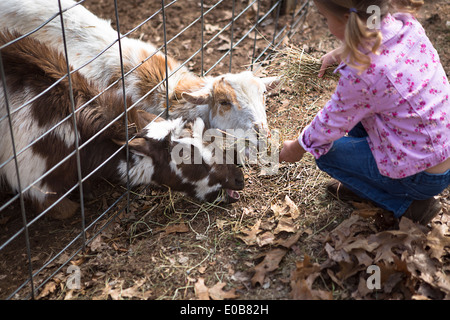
left=315, top=123, right=450, bottom=218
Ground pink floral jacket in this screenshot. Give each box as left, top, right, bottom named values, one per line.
left=299, top=13, right=450, bottom=178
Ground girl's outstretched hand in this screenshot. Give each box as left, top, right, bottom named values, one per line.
left=279, top=139, right=306, bottom=163
left=318, top=47, right=341, bottom=78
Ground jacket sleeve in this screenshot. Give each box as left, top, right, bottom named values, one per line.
left=298, top=68, right=376, bottom=159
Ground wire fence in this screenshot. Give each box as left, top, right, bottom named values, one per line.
left=0, top=0, right=309, bottom=299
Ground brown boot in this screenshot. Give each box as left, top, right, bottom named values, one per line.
left=402, top=197, right=441, bottom=225
left=326, top=179, right=365, bottom=202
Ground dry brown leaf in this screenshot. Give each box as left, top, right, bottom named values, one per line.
left=290, top=255, right=333, bottom=300
left=256, top=231, right=275, bottom=247
left=237, top=219, right=261, bottom=246
left=271, top=195, right=300, bottom=219
left=122, top=281, right=152, bottom=300
left=368, top=218, right=425, bottom=263
left=108, top=288, right=121, bottom=300
left=70, top=255, right=87, bottom=266
left=341, top=236, right=379, bottom=253
left=405, top=248, right=438, bottom=286
left=36, top=281, right=57, bottom=299
left=194, top=278, right=239, bottom=300
left=274, top=217, right=297, bottom=234
left=209, top=282, right=239, bottom=300
left=351, top=201, right=385, bottom=218
left=251, top=248, right=287, bottom=287
left=89, top=235, right=107, bottom=252
left=104, top=278, right=151, bottom=300
left=433, top=271, right=450, bottom=294
left=352, top=275, right=374, bottom=299
left=204, top=23, right=221, bottom=34
left=325, top=243, right=364, bottom=281
left=275, top=230, right=303, bottom=248
left=317, top=209, right=450, bottom=299
left=369, top=232, right=406, bottom=263
left=165, top=223, right=189, bottom=234
left=351, top=248, right=374, bottom=267
left=64, top=289, right=75, bottom=300
left=426, top=222, right=450, bottom=262
left=328, top=214, right=373, bottom=249
left=194, top=278, right=210, bottom=300
left=92, top=282, right=112, bottom=300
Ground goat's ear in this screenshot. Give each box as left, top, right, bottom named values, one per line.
left=129, top=109, right=160, bottom=131
left=261, top=76, right=281, bottom=92
left=182, top=89, right=212, bottom=105
left=112, top=137, right=149, bottom=156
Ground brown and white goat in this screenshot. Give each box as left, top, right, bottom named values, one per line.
left=0, top=31, right=244, bottom=219
left=0, top=0, right=279, bottom=140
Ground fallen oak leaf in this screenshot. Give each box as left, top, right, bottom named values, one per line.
left=368, top=231, right=408, bottom=263
left=368, top=217, right=426, bottom=263
left=328, top=214, right=373, bottom=249
left=426, top=222, right=450, bottom=262
left=325, top=243, right=363, bottom=281
left=251, top=248, right=287, bottom=287
left=405, top=247, right=438, bottom=287
left=194, top=278, right=239, bottom=300
left=194, top=278, right=210, bottom=300
left=256, top=231, right=275, bottom=247
left=339, top=236, right=379, bottom=267
left=209, top=282, right=239, bottom=300
left=351, top=201, right=385, bottom=218
left=274, top=216, right=297, bottom=234
left=237, top=219, right=262, bottom=246
left=120, top=278, right=152, bottom=300
left=36, top=281, right=57, bottom=299
left=351, top=248, right=374, bottom=267
left=275, top=230, right=303, bottom=248
left=290, top=255, right=332, bottom=300
left=271, top=195, right=300, bottom=219
left=352, top=275, right=374, bottom=299
left=341, top=236, right=379, bottom=253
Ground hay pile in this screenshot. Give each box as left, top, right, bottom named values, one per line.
left=266, top=45, right=340, bottom=93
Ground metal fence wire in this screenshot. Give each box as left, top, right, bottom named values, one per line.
left=0, top=0, right=309, bottom=299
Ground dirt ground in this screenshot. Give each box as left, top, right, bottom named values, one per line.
left=0, top=0, right=449, bottom=301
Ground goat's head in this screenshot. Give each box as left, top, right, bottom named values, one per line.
left=118, top=110, right=244, bottom=204
left=182, top=71, right=279, bottom=139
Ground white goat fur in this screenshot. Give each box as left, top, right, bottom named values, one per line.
left=0, top=0, right=278, bottom=136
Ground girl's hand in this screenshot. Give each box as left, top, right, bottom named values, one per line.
left=279, top=139, right=306, bottom=163
left=318, top=47, right=341, bottom=78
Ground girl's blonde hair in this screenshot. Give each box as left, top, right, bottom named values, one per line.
left=315, top=0, right=424, bottom=71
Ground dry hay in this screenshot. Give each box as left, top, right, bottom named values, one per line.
left=266, top=45, right=340, bottom=94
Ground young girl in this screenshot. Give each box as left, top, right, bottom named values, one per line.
left=279, top=0, right=450, bottom=225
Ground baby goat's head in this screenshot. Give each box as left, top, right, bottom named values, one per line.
left=182, top=71, right=279, bottom=140
left=118, top=111, right=244, bottom=203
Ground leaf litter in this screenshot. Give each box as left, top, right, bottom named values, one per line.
left=233, top=195, right=450, bottom=300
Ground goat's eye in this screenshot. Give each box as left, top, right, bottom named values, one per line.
left=219, top=101, right=232, bottom=107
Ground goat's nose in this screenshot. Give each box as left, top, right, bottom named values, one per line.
left=235, top=176, right=244, bottom=189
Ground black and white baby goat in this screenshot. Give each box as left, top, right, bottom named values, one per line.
left=0, top=31, right=244, bottom=219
